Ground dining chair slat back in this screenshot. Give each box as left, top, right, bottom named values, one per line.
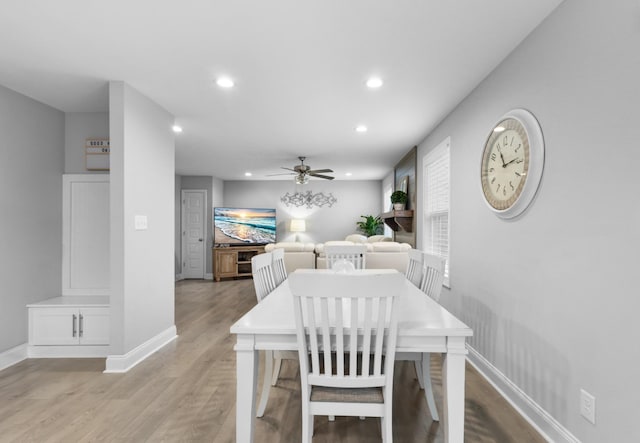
left=394, top=252, right=446, bottom=423
left=251, top=252, right=276, bottom=302
left=405, top=248, right=424, bottom=288
left=289, top=271, right=405, bottom=443
left=420, top=253, right=446, bottom=302
left=271, top=247, right=287, bottom=287
left=324, top=244, right=367, bottom=270
left=251, top=251, right=297, bottom=418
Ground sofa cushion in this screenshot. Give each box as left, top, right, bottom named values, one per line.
left=344, top=234, right=368, bottom=243
left=315, top=240, right=357, bottom=254
left=265, top=242, right=316, bottom=253
left=369, top=242, right=411, bottom=252
left=344, top=234, right=392, bottom=244
left=367, top=235, right=392, bottom=243
left=364, top=251, right=410, bottom=272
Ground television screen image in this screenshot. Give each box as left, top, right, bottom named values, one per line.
left=214, top=207, right=277, bottom=245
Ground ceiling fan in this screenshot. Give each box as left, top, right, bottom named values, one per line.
left=269, top=156, right=335, bottom=184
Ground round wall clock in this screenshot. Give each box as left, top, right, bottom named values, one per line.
left=480, top=108, right=544, bottom=219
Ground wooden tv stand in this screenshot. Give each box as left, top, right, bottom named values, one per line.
left=213, top=245, right=265, bottom=282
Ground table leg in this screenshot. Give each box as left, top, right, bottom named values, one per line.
left=442, top=337, right=467, bottom=443
left=235, top=334, right=258, bottom=443
left=256, top=350, right=274, bottom=417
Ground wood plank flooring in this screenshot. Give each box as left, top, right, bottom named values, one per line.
left=0, top=279, right=546, bottom=442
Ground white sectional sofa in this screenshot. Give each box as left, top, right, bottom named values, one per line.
left=315, top=237, right=411, bottom=272
left=264, top=242, right=316, bottom=273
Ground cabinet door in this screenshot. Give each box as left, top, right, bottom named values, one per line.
left=62, top=175, right=110, bottom=295
left=217, top=250, right=238, bottom=277
left=30, top=308, right=79, bottom=345
left=79, top=308, right=110, bottom=345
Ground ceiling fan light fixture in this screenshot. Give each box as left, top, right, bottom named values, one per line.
left=295, top=174, right=309, bottom=185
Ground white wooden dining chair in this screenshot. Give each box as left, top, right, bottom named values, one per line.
left=252, top=252, right=277, bottom=302
left=271, top=247, right=288, bottom=287
left=289, top=271, right=405, bottom=443
left=420, top=253, right=446, bottom=302
left=396, top=252, right=446, bottom=422
left=251, top=252, right=297, bottom=417
left=324, top=244, right=367, bottom=270
left=405, top=248, right=424, bottom=288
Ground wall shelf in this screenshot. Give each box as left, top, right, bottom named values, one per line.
left=381, top=210, right=414, bottom=232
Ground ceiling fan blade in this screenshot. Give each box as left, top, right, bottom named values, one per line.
left=281, top=167, right=296, bottom=172
left=267, top=172, right=295, bottom=176
left=307, top=168, right=333, bottom=174
left=309, top=173, right=335, bottom=180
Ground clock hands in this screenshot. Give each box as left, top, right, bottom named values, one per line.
left=503, top=157, right=521, bottom=167
left=496, top=146, right=507, bottom=167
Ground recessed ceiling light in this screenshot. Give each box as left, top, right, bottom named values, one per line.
left=216, top=77, right=235, bottom=88
left=366, top=77, right=383, bottom=88
left=345, top=172, right=353, bottom=177
left=172, top=125, right=183, bottom=133
left=356, top=125, right=368, bottom=133
left=244, top=172, right=252, bottom=177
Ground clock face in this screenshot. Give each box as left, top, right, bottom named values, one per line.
left=481, top=118, right=530, bottom=211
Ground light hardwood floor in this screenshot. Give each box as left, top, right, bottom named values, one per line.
left=0, top=279, right=546, bottom=442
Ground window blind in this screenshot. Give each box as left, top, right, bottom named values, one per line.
left=423, top=137, right=450, bottom=286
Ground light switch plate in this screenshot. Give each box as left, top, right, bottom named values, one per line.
left=134, top=215, right=148, bottom=230
left=580, top=389, right=596, bottom=425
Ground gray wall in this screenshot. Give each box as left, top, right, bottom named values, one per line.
left=415, top=1, right=639, bottom=441
left=109, top=81, right=175, bottom=355
left=0, top=85, right=64, bottom=353
left=174, top=175, right=182, bottom=276
left=224, top=180, right=382, bottom=243
left=64, top=112, right=109, bottom=174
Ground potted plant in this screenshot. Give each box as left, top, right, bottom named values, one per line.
left=390, top=190, right=408, bottom=210
left=356, top=215, right=383, bottom=237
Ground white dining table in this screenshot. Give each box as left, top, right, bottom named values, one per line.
left=230, top=269, right=473, bottom=442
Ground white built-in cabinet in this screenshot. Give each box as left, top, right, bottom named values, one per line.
left=62, top=174, right=110, bottom=295
left=27, top=175, right=111, bottom=358
left=27, top=296, right=109, bottom=357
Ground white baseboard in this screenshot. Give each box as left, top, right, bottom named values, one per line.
left=28, top=345, right=108, bottom=358
left=104, top=325, right=177, bottom=373
left=467, top=346, right=579, bottom=443
left=176, top=273, right=212, bottom=281
left=0, top=343, right=28, bottom=371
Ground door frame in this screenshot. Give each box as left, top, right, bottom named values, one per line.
left=181, top=189, right=207, bottom=279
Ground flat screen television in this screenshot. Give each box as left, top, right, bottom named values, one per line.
left=214, top=207, right=277, bottom=246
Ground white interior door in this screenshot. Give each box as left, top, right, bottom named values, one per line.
left=181, top=190, right=206, bottom=279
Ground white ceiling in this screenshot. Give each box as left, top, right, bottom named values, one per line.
left=0, top=0, right=563, bottom=181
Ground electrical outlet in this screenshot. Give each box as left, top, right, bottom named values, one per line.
left=580, top=389, right=596, bottom=424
